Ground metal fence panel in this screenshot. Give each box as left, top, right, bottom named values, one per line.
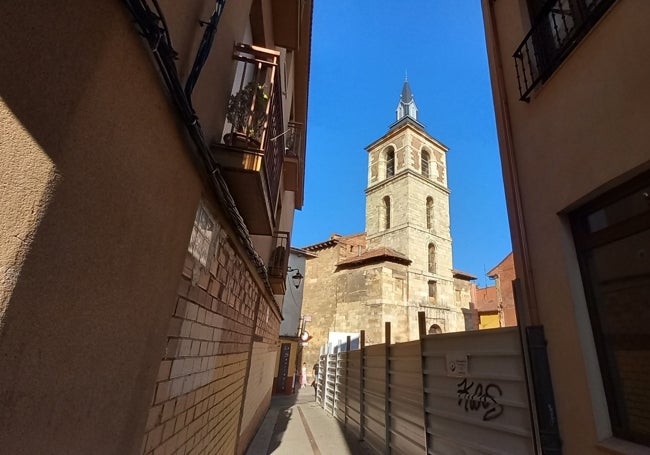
left=422, top=327, right=534, bottom=454
left=389, top=340, right=426, bottom=453
left=323, top=354, right=337, bottom=413
left=314, top=326, right=534, bottom=455
left=363, top=344, right=386, bottom=453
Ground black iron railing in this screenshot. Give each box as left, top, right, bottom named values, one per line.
left=284, top=121, right=304, bottom=160
left=268, top=231, right=290, bottom=280
left=264, top=77, right=285, bottom=211
left=513, top=0, right=616, bottom=101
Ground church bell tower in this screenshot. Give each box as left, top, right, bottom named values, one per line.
left=364, top=79, right=463, bottom=334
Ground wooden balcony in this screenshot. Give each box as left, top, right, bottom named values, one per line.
left=211, top=43, right=285, bottom=235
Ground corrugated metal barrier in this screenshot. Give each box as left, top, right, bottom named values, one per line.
left=315, top=312, right=536, bottom=454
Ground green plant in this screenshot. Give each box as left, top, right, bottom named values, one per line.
left=226, top=81, right=269, bottom=142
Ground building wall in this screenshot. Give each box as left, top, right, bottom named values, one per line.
left=301, top=118, right=470, bottom=367
left=365, top=123, right=464, bottom=335
left=0, top=3, right=206, bottom=453
left=279, top=250, right=308, bottom=337
left=483, top=1, right=650, bottom=452
left=473, top=253, right=517, bottom=329
left=300, top=244, right=343, bottom=372
left=488, top=253, right=517, bottom=327
left=0, top=1, right=309, bottom=454
left=142, top=215, right=279, bottom=455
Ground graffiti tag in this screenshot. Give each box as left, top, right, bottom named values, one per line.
left=456, top=378, right=504, bottom=421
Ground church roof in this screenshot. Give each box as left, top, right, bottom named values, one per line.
left=336, top=247, right=411, bottom=268
left=302, top=232, right=366, bottom=252
left=400, top=80, right=414, bottom=103
left=302, top=238, right=339, bottom=251
left=452, top=269, right=478, bottom=281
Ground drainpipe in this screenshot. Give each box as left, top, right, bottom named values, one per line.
left=483, top=0, right=539, bottom=326
left=484, top=3, right=543, bottom=455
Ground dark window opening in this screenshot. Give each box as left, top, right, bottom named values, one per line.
left=383, top=196, right=391, bottom=230
left=422, top=150, right=430, bottom=178
left=428, top=243, right=436, bottom=274
left=571, top=170, right=650, bottom=446
left=428, top=280, right=437, bottom=304
left=386, top=148, right=395, bottom=178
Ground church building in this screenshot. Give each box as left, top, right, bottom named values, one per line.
left=300, top=81, right=475, bottom=366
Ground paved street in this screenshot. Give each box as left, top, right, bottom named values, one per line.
left=246, top=387, right=373, bottom=455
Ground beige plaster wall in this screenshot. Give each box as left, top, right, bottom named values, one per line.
left=0, top=104, right=58, bottom=317
left=484, top=1, right=650, bottom=452
left=0, top=1, right=275, bottom=454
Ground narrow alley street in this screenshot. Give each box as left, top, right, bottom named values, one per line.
left=246, top=388, right=373, bottom=455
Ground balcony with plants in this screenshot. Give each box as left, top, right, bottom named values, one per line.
left=211, top=43, right=286, bottom=236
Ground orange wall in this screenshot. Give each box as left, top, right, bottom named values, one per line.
left=483, top=1, right=650, bottom=452
left=0, top=1, right=275, bottom=454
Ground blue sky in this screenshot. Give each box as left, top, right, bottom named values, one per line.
left=293, top=1, right=512, bottom=285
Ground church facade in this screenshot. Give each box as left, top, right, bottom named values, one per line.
left=300, top=81, right=475, bottom=367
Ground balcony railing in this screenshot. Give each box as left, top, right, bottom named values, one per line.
left=282, top=121, right=304, bottom=192
left=212, top=43, right=286, bottom=235
left=268, top=231, right=290, bottom=294
left=223, top=43, right=285, bottom=207
left=513, top=0, right=616, bottom=101
left=284, top=121, right=304, bottom=160
left=265, top=76, right=285, bottom=210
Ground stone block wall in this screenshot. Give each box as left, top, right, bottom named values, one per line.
left=141, top=207, right=280, bottom=455
left=301, top=244, right=342, bottom=371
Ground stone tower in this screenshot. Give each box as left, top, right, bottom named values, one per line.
left=365, top=79, right=464, bottom=336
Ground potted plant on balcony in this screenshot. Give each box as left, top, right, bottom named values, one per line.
left=224, top=81, right=269, bottom=148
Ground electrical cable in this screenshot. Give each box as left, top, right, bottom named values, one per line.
left=123, top=0, right=279, bottom=307
left=185, top=0, right=226, bottom=107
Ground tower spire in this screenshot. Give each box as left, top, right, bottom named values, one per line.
left=396, top=78, right=418, bottom=122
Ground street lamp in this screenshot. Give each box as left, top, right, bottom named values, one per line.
left=288, top=267, right=303, bottom=289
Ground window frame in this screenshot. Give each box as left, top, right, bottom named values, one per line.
left=421, top=150, right=430, bottom=178
left=570, top=169, right=650, bottom=446
left=386, top=147, right=395, bottom=178
left=428, top=243, right=436, bottom=274
left=383, top=196, right=391, bottom=230
left=426, top=196, right=434, bottom=230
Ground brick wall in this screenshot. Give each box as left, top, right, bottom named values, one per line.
left=140, top=207, right=280, bottom=455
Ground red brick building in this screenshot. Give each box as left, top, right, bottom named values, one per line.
left=472, top=252, right=517, bottom=329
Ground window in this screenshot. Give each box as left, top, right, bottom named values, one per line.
left=421, top=150, right=430, bottom=178
left=428, top=324, right=442, bottom=335
left=426, top=197, right=434, bottom=229
left=428, top=243, right=436, bottom=273
left=383, top=196, right=391, bottom=230
left=386, top=148, right=395, bottom=178
left=428, top=280, right=437, bottom=304
left=571, top=171, right=650, bottom=446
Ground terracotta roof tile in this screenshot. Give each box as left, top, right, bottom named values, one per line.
left=336, top=247, right=410, bottom=267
